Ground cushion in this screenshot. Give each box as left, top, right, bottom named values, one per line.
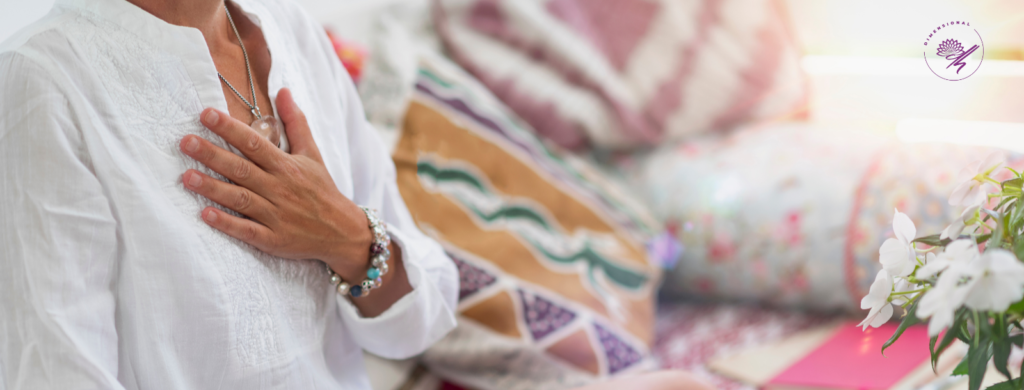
left=433, top=0, right=807, bottom=150
left=390, top=51, right=665, bottom=389
left=623, top=124, right=1024, bottom=311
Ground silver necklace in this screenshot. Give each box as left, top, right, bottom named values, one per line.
left=219, top=4, right=282, bottom=147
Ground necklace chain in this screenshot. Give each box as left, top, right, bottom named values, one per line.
left=218, top=4, right=261, bottom=120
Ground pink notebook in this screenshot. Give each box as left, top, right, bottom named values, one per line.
left=765, top=323, right=932, bottom=390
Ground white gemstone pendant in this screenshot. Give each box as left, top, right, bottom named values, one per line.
left=250, top=116, right=288, bottom=152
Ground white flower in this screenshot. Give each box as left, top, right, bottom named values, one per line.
left=918, top=248, right=1024, bottom=336
left=963, top=249, right=1024, bottom=312
left=916, top=239, right=978, bottom=280
left=948, top=153, right=1002, bottom=207
left=918, top=262, right=975, bottom=336
left=859, top=269, right=894, bottom=330
left=891, top=278, right=916, bottom=305
left=940, top=204, right=981, bottom=240
left=879, top=209, right=917, bottom=277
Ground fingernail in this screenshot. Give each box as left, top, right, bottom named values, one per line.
left=204, top=209, right=218, bottom=223
left=185, top=137, right=200, bottom=153
left=187, top=172, right=202, bottom=187
left=204, top=109, right=219, bottom=126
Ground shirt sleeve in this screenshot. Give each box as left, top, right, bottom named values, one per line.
left=318, top=34, right=459, bottom=360
left=0, top=53, right=125, bottom=389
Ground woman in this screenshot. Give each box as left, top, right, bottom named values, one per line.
left=0, top=0, right=709, bottom=388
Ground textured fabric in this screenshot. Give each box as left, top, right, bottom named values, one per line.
left=652, top=302, right=834, bottom=390
left=434, top=0, right=807, bottom=150
left=0, top=0, right=458, bottom=388
left=624, top=124, right=1024, bottom=311
left=390, top=52, right=664, bottom=389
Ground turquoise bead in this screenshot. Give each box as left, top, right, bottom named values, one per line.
left=367, top=267, right=381, bottom=280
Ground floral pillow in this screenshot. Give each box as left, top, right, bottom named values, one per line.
left=433, top=0, right=807, bottom=150
left=621, top=124, right=1024, bottom=311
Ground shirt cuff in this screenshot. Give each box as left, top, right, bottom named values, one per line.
left=335, top=227, right=457, bottom=359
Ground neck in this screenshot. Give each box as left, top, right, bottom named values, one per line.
left=128, top=0, right=232, bottom=49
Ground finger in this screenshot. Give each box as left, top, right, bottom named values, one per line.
left=183, top=170, right=276, bottom=223
left=200, top=108, right=285, bottom=169
left=180, top=134, right=272, bottom=193
left=275, top=88, right=321, bottom=160
left=201, top=207, right=278, bottom=251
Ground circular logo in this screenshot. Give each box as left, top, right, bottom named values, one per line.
left=924, top=21, right=984, bottom=81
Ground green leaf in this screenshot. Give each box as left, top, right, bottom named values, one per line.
left=1013, top=239, right=1024, bottom=262
left=968, top=343, right=995, bottom=390
left=996, top=196, right=1017, bottom=212
left=1011, top=202, right=1024, bottom=235
left=883, top=299, right=921, bottom=356
left=934, top=310, right=969, bottom=371
left=1003, top=178, right=1023, bottom=191
left=994, top=315, right=1013, bottom=380
left=914, top=234, right=950, bottom=247
left=1009, top=300, right=1024, bottom=316
left=953, top=354, right=969, bottom=376
left=986, top=379, right=1020, bottom=390
left=968, top=312, right=995, bottom=390
left=977, top=234, right=994, bottom=245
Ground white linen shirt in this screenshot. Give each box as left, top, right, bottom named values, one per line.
left=0, top=0, right=458, bottom=388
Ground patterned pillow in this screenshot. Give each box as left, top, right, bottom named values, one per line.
left=622, top=124, right=1024, bottom=311
left=433, top=0, right=807, bottom=150
left=391, top=52, right=664, bottom=389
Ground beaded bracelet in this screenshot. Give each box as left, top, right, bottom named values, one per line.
left=325, top=206, right=391, bottom=298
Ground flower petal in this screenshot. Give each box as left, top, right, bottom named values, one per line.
left=965, top=249, right=1024, bottom=311
left=858, top=305, right=882, bottom=330
left=980, top=152, right=1005, bottom=174
left=927, top=305, right=954, bottom=337
left=961, top=204, right=981, bottom=219
left=942, top=239, right=979, bottom=262
left=916, top=259, right=951, bottom=280
left=870, top=303, right=893, bottom=328
left=946, top=179, right=970, bottom=204
left=964, top=185, right=989, bottom=207
left=861, top=269, right=893, bottom=309
left=879, top=239, right=910, bottom=276
left=940, top=219, right=965, bottom=240
left=893, top=210, right=917, bottom=244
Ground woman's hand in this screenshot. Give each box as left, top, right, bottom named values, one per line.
left=178, top=88, right=372, bottom=284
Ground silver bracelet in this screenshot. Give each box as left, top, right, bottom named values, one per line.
left=325, top=206, right=391, bottom=298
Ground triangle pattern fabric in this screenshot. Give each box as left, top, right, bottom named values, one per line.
left=517, top=288, right=578, bottom=341
left=594, top=322, right=644, bottom=374
left=450, top=253, right=498, bottom=301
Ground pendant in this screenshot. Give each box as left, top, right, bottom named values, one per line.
left=251, top=116, right=284, bottom=149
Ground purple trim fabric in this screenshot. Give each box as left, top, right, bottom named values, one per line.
left=434, top=0, right=808, bottom=150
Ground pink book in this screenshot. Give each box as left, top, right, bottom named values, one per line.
left=765, top=323, right=932, bottom=390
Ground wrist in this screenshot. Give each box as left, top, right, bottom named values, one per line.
left=323, top=202, right=374, bottom=281
left=324, top=206, right=393, bottom=298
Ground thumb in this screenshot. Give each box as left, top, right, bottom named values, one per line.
left=276, top=88, right=321, bottom=159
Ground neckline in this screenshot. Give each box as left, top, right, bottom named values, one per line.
left=54, top=0, right=285, bottom=127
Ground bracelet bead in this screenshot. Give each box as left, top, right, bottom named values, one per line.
left=367, top=267, right=381, bottom=280
left=324, top=206, right=392, bottom=299
left=349, top=285, right=363, bottom=298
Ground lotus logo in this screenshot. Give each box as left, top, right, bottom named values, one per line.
left=924, top=22, right=984, bottom=81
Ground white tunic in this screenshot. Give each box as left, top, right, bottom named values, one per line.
left=0, top=0, right=458, bottom=388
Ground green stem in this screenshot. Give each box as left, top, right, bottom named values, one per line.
left=891, top=289, right=925, bottom=296
left=973, top=310, right=981, bottom=348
